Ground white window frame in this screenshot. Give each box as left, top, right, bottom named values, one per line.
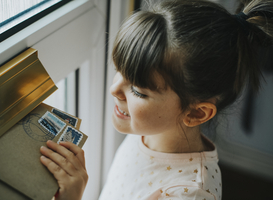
left=0, top=0, right=98, bottom=82
left=101, top=0, right=135, bottom=187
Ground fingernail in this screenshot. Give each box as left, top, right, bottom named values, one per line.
left=41, top=156, right=46, bottom=159
left=47, top=140, right=53, bottom=143
left=41, top=146, right=46, bottom=150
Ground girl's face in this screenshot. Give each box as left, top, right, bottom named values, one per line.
left=110, top=72, right=184, bottom=136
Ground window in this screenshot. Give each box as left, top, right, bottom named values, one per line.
left=0, top=0, right=71, bottom=42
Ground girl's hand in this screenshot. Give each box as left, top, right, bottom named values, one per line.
left=40, top=140, right=88, bottom=200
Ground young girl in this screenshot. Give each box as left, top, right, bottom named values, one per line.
left=40, top=0, right=273, bottom=199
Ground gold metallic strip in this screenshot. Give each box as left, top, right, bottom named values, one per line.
left=0, top=47, right=57, bottom=137
left=0, top=76, right=52, bottom=118
left=128, top=0, right=135, bottom=16
left=0, top=48, right=37, bottom=78
left=0, top=60, right=50, bottom=114
left=0, top=79, right=57, bottom=137
left=0, top=56, right=37, bottom=87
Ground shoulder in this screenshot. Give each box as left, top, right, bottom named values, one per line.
left=142, top=160, right=222, bottom=200
left=200, top=161, right=222, bottom=199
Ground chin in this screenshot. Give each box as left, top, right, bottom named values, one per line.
left=111, top=114, right=131, bottom=134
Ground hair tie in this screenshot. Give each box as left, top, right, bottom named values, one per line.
left=234, top=12, right=250, bottom=35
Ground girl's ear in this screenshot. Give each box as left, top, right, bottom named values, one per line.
left=182, top=103, right=217, bottom=127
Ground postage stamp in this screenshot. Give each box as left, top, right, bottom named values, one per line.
left=57, top=126, right=83, bottom=146
left=52, top=108, right=78, bottom=127
left=38, top=111, right=66, bottom=136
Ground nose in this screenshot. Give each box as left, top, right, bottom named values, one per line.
left=110, top=72, right=126, bottom=101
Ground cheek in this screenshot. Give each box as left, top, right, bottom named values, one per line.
left=131, top=103, right=175, bottom=133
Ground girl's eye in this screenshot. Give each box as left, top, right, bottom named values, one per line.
left=130, top=86, right=147, bottom=98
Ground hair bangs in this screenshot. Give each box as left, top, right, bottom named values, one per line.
left=112, top=11, right=168, bottom=90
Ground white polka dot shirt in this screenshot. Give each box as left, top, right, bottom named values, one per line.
left=99, top=135, right=222, bottom=200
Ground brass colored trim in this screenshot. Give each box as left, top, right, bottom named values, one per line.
left=0, top=48, right=37, bottom=77
left=128, top=0, right=135, bottom=16
left=0, top=48, right=57, bottom=137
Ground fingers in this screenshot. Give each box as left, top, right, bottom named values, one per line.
left=40, top=140, right=88, bottom=200
left=46, top=140, right=84, bottom=170
left=40, top=155, right=69, bottom=181
left=59, top=141, right=86, bottom=169
left=40, top=145, right=77, bottom=176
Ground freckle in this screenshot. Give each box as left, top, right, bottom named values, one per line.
left=159, top=116, right=161, bottom=118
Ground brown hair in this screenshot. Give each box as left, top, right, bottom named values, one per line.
left=112, top=0, right=273, bottom=112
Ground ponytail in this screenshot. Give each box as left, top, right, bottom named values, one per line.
left=234, top=0, right=273, bottom=94
left=244, top=0, right=273, bottom=39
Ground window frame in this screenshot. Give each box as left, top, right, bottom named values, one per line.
left=0, top=0, right=93, bottom=82
left=0, top=0, right=72, bottom=42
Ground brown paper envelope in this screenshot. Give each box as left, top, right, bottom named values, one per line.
left=0, top=180, right=30, bottom=200
left=0, top=104, right=87, bottom=200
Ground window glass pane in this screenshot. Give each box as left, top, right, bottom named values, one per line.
left=0, top=0, right=61, bottom=34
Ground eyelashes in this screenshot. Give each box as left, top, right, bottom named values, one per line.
left=130, top=86, right=147, bottom=98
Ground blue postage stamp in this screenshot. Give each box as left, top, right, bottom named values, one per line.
left=38, top=111, right=66, bottom=136
left=51, top=108, right=78, bottom=127
left=57, top=126, right=83, bottom=146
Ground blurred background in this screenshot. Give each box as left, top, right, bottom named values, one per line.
left=0, top=0, right=272, bottom=199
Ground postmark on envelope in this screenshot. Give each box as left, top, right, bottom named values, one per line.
left=57, top=126, right=83, bottom=146
left=52, top=108, right=78, bottom=127
left=38, top=111, right=66, bottom=136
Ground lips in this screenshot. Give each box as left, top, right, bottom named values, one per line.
left=117, top=107, right=130, bottom=116
left=114, top=105, right=130, bottom=119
